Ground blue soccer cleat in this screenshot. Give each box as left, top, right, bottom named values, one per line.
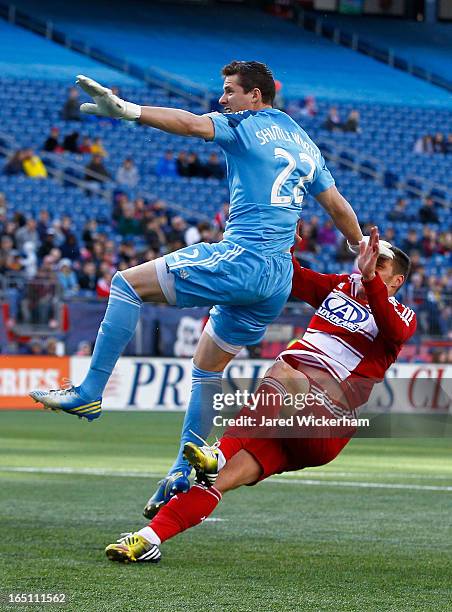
left=29, top=384, right=102, bottom=422
left=143, top=470, right=193, bottom=519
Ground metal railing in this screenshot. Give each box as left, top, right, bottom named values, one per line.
left=0, top=2, right=211, bottom=108
left=1, top=272, right=63, bottom=335
left=293, top=8, right=452, bottom=93
left=316, top=136, right=450, bottom=207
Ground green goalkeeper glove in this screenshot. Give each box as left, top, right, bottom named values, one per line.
left=76, top=75, right=141, bottom=121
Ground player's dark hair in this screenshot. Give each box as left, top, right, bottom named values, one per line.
left=391, top=247, right=411, bottom=285
left=222, top=61, right=276, bottom=105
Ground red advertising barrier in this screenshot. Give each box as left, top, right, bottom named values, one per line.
left=0, top=356, right=70, bottom=409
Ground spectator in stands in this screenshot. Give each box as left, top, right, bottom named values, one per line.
left=432, top=132, right=446, bottom=154
left=82, top=219, right=98, bottom=250
left=185, top=221, right=214, bottom=246
left=176, top=151, right=190, bottom=177
left=438, top=230, right=451, bottom=254
left=421, top=227, right=438, bottom=258
left=37, top=209, right=50, bottom=242
left=91, top=137, right=108, bottom=158
left=143, top=217, right=165, bottom=252
left=273, top=80, right=285, bottom=111
left=57, top=259, right=79, bottom=298
left=45, top=338, right=59, bottom=356
left=21, top=241, right=38, bottom=279
left=165, top=215, right=187, bottom=251
left=76, top=340, right=92, bottom=356
left=413, top=135, right=433, bottom=154
left=79, top=137, right=93, bottom=154
left=0, top=199, right=7, bottom=236
left=118, top=202, right=142, bottom=236
left=133, top=197, right=146, bottom=222
left=15, top=218, right=39, bottom=253
left=446, top=134, right=452, bottom=155
left=116, top=158, right=139, bottom=188
left=383, top=226, right=395, bottom=244
left=96, top=270, right=112, bottom=298
left=203, top=152, right=225, bottom=179
left=22, top=149, right=47, bottom=179
left=336, top=236, right=355, bottom=262
left=25, top=256, right=58, bottom=327
left=118, top=241, right=138, bottom=267
left=402, top=229, right=419, bottom=256
left=286, top=96, right=317, bottom=121
left=309, top=215, right=319, bottom=243
left=418, top=197, right=439, bottom=224
left=299, top=95, right=317, bottom=118
left=317, top=219, right=337, bottom=246
left=3, top=150, right=26, bottom=176
left=28, top=340, right=44, bottom=356
left=342, top=110, right=361, bottom=133
left=0, top=235, right=13, bottom=273
left=89, top=241, right=106, bottom=268
left=43, top=127, right=63, bottom=153
left=84, top=154, right=111, bottom=183
left=155, top=150, right=177, bottom=177
left=63, top=131, right=80, bottom=153
left=37, top=228, right=57, bottom=261
left=214, top=202, right=229, bottom=232
left=61, top=87, right=81, bottom=121
left=323, top=106, right=342, bottom=131
left=388, top=197, right=410, bottom=222
left=186, top=152, right=203, bottom=177
left=61, top=233, right=80, bottom=262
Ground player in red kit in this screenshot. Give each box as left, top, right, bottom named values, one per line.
left=105, top=227, right=417, bottom=563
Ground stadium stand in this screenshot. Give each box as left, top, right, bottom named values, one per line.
left=5, top=0, right=452, bottom=106
left=0, top=19, right=139, bottom=84
left=319, top=14, right=452, bottom=84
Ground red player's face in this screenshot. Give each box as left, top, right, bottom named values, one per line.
left=376, top=257, right=403, bottom=295
left=219, top=75, right=258, bottom=113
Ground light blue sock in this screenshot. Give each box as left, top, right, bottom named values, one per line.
left=169, top=361, right=223, bottom=475
left=78, top=272, right=142, bottom=401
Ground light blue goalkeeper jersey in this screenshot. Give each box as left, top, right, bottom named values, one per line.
left=208, top=108, right=334, bottom=256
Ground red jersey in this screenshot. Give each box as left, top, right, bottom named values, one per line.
left=283, top=257, right=417, bottom=388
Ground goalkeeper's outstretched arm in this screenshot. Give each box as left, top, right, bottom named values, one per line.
left=139, top=106, right=214, bottom=139
left=76, top=74, right=214, bottom=140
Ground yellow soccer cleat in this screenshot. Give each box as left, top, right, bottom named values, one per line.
left=183, top=441, right=219, bottom=487
left=105, top=532, right=161, bottom=564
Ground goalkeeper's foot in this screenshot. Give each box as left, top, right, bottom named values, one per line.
left=29, top=385, right=102, bottom=422
left=143, top=470, right=193, bottom=519
left=183, top=442, right=220, bottom=487
left=105, top=532, right=161, bottom=564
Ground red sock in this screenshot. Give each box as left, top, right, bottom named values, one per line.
left=149, top=484, right=222, bottom=543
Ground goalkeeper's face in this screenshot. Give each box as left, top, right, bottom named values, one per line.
left=219, top=75, right=262, bottom=113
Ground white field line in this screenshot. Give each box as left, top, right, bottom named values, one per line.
left=268, top=479, right=452, bottom=492
left=1, top=466, right=451, bottom=492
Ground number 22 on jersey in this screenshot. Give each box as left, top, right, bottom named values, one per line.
left=271, top=147, right=315, bottom=207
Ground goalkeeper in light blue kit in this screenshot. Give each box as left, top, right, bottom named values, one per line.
left=31, top=61, right=365, bottom=518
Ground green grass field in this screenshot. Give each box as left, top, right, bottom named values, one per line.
left=1, top=410, right=451, bottom=612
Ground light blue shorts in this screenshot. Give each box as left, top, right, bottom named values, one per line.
left=161, top=241, right=292, bottom=348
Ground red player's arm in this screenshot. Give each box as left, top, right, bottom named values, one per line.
left=291, top=254, right=349, bottom=309
left=362, top=273, right=417, bottom=345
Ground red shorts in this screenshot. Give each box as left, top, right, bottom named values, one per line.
left=220, top=433, right=351, bottom=483
left=220, top=349, right=358, bottom=483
